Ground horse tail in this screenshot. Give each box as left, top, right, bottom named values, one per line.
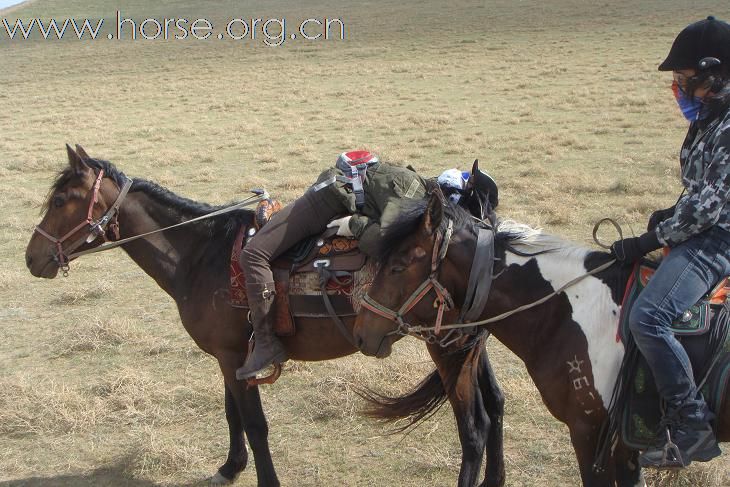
left=358, top=369, right=447, bottom=431
left=358, top=336, right=486, bottom=432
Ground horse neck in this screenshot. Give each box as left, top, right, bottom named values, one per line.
left=482, top=244, right=625, bottom=369
left=114, top=189, right=212, bottom=299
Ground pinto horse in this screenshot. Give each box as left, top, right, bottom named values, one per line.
left=24, top=145, right=507, bottom=487
left=353, top=191, right=729, bottom=486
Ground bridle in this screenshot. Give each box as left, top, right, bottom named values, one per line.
left=360, top=208, right=498, bottom=347
left=361, top=219, right=457, bottom=340
left=34, top=169, right=133, bottom=275
left=33, top=167, right=267, bottom=277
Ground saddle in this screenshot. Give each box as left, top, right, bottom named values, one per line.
left=618, top=262, right=730, bottom=449
left=229, top=198, right=371, bottom=338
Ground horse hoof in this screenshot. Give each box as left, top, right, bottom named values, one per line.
left=209, top=471, right=235, bottom=485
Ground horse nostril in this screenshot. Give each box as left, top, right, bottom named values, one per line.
left=25, top=254, right=33, bottom=268
left=355, top=336, right=363, bottom=350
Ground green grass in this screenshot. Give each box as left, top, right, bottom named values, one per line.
left=2, top=0, right=730, bottom=485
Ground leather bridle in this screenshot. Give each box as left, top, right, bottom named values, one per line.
left=361, top=219, right=458, bottom=335
left=34, top=169, right=133, bottom=275
left=360, top=215, right=497, bottom=347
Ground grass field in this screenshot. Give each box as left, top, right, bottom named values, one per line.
left=2, top=0, right=730, bottom=485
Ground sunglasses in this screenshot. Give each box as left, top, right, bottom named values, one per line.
left=672, top=72, right=699, bottom=93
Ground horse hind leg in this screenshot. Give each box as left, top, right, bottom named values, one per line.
left=211, top=384, right=249, bottom=485
left=477, top=349, right=506, bottom=487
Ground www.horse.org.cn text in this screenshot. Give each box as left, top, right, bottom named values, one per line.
left=0, top=11, right=346, bottom=46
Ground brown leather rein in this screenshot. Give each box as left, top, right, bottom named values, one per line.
left=34, top=170, right=266, bottom=276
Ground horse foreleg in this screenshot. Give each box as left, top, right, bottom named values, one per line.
left=218, top=353, right=281, bottom=487
left=477, top=349, right=505, bottom=487
left=211, top=384, right=249, bottom=485
left=428, top=343, right=488, bottom=487
left=613, top=444, right=644, bottom=487
left=568, top=421, right=613, bottom=487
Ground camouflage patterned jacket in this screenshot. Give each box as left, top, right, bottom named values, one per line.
left=656, top=105, right=730, bottom=247
left=311, top=162, right=427, bottom=254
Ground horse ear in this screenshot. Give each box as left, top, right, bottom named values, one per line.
left=66, top=143, right=90, bottom=175
left=471, top=159, right=479, bottom=175
left=75, top=144, right=91, bottom=160
left=422, top=190, right=444, bottom=235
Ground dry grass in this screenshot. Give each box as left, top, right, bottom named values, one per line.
left=2, top=0, right=730, bottom=485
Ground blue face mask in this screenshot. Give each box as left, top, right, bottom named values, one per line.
left=672, top=80, right=705, bottom=121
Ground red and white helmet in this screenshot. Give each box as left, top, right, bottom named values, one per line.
left=336, top=150, right=379, bottom=170
left=335, top=151, right=380, bottom=210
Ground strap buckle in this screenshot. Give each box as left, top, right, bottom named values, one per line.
left=313, top=259, right=331, bottom=269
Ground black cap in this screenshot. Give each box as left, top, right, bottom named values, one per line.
left=659, top=16, right=730, bottom=71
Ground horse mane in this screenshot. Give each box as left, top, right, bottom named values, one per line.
left=495, top=220, right=583, bottom=256
left=44, top=157, right=254, bottom=241
left=376, top=196, right=562, bottom=263
left=376, top=197, right=467, bottom=262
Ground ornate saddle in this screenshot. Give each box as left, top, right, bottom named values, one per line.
left=618, top=262, right=730, bottom=449
left=229, top=197, right=372, bottom=338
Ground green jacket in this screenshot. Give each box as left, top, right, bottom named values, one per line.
left=311, top=162, right=427, bottom=254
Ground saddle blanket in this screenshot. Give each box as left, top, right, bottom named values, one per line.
left=618, top=262, right=730, bottom=449
left=229, top=217, right=373, bottom=336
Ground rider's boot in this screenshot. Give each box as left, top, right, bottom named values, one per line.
left=236, top=282, right=288, bottom=380
left=639, top=404, right=721, bottom=469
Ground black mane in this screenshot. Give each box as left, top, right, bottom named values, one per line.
left=376, top=196, right=516, bottom=263
left=45, top=157, right=254, bottom=241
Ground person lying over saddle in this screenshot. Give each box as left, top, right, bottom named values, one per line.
left=237, top=153, right=498, bottom=381
left=610, top=16, right=730, bottom=469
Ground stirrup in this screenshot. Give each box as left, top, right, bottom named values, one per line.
left=659, top=428, right=683, bottom=468
left=245, top=363, right=283, bottom=387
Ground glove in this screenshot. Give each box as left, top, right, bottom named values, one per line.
left=610, top=232, right=662, bottom=263
left=326, top=216, right=354, bottom=237
left=647, top=205, right=676, bottom=232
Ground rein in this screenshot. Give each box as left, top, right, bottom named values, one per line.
left=67, top=193, right=266, bottom=260
left=361, top=217, right=619, bottom=343
left=35, top=170, right=266, bottom=275
left=400, top=258, right=616, bottom=334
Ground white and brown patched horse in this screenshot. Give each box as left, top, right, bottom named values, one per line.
left=354, top=191, right=729, bottom=487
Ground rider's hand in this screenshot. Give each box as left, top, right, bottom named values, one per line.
left=327, top=216, right=354, bottom=237
left=647, top=206, right=676, bottom=232
left=610, top=232, right=661, bottom=263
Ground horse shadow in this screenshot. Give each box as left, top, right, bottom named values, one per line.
left=0, top=455, right=204, bottom=487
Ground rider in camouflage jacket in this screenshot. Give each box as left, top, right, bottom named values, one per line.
left=656, top=94, right=730, bottom=246
left=611, top=16, right=730, bottom=469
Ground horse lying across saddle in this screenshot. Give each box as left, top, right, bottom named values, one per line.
left=229, top=198, right=371, bottom=338
left=618, top=262, right=730, bottom=449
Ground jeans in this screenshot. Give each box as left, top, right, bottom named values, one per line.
left=629, top=226, right=730, bottom=423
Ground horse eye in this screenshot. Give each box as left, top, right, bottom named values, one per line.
left=391, top=265, right=406, bottom=274
left=53, top=196, right=65, bottom=208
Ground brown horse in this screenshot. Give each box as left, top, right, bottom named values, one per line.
left=24, top=145, right=506, bottom=487
left=352, top=191, right=729, bottom=487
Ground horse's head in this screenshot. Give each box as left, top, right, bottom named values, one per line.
left=25, top=144, right=128, bottom=278
left=354, top=189, right=477, bottom=357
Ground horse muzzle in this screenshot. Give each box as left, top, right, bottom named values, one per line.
left=355, top=330, right=394, bottom=358
left=26, top=254, right=60, bottom=279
